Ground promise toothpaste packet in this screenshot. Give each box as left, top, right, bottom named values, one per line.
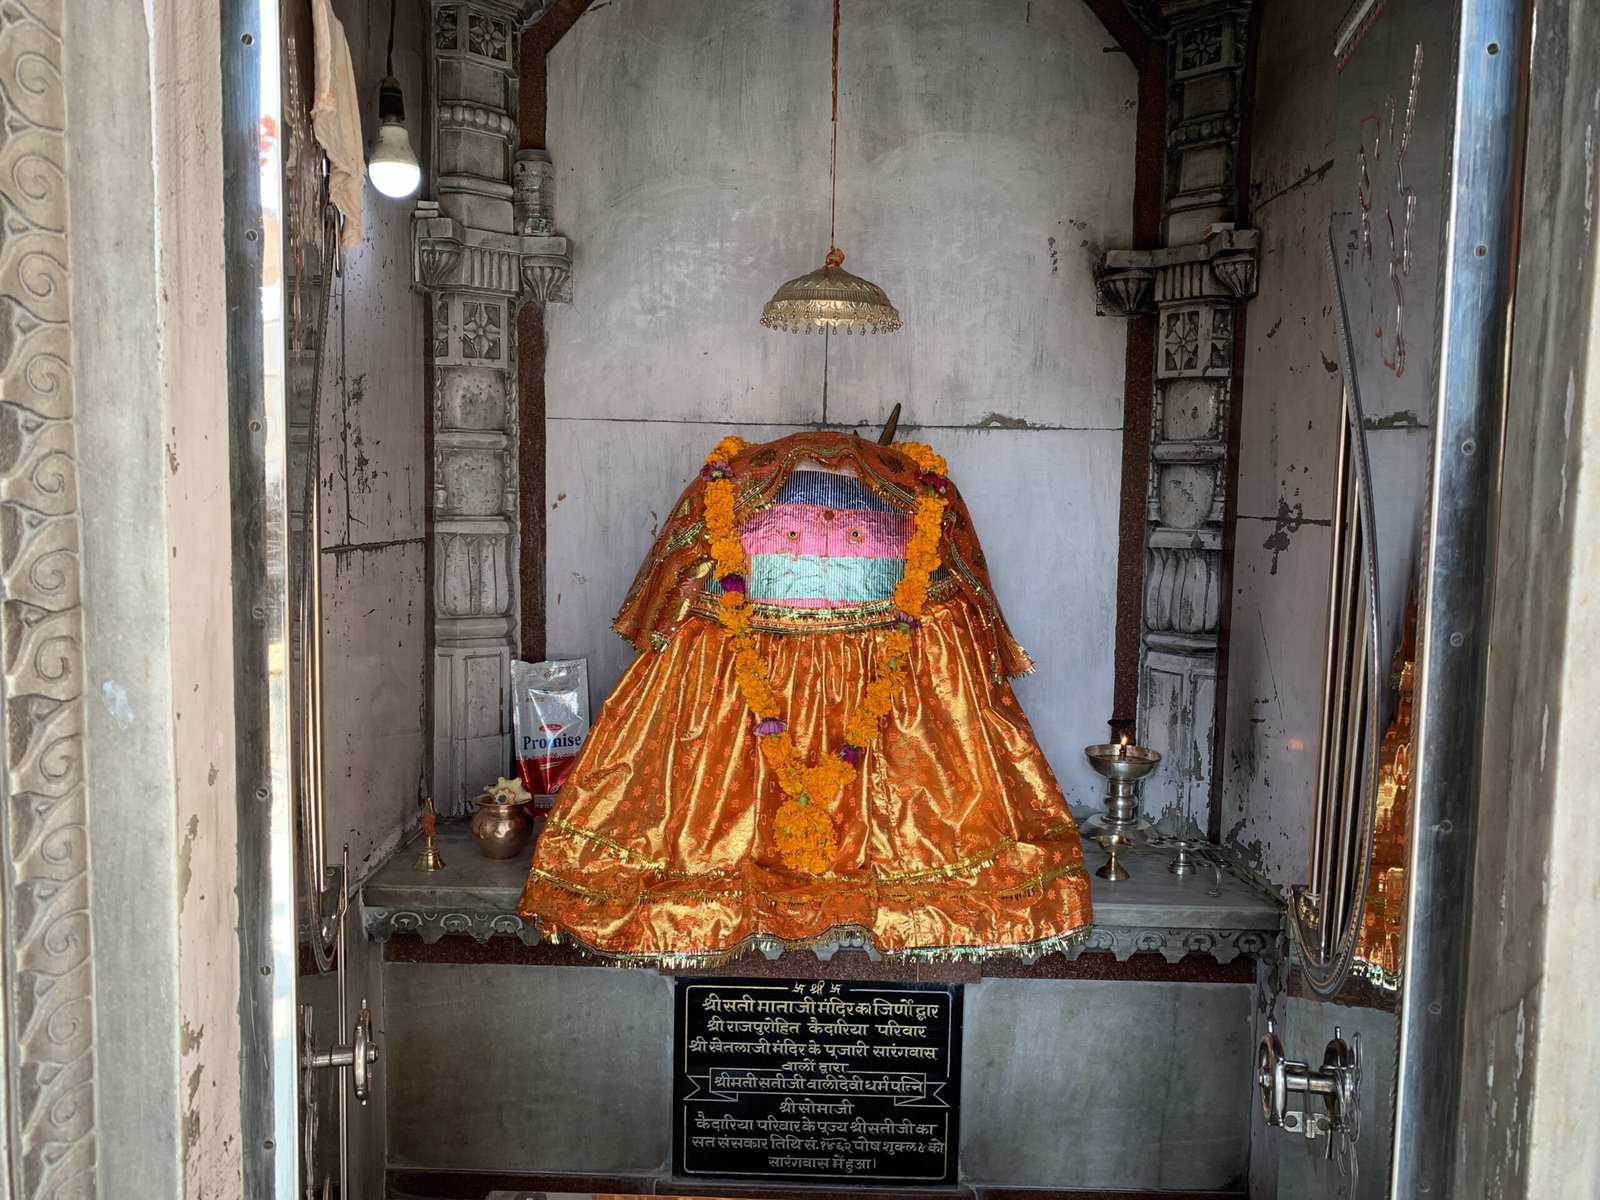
left=511, top=659, right=589, bottom=816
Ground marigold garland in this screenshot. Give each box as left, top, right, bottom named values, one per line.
left=702, top=436, right=950, bottom=873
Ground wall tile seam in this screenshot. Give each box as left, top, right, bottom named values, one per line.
left=542, top=417, right=1130, bottom=434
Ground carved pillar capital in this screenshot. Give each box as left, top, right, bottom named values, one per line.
left=1096, top=229, right=1260, bottom=317
left=413, top=211, right=573, bottom=306
left=1094, top=251, right=1155, bottom=317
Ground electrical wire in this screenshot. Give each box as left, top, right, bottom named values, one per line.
left=386, top=0, right=398, bottom=76
left=828, top=0, right=840, bottom=256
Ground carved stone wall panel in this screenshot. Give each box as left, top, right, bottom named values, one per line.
left=435, top=3, right=461, bottom=51
left=435, top=442, right=509, bottom=518
left=1160, top=378, right=1224, bottom=441
left=435, top=365, right=509, bottom=430
left=437, top=124, right=513, bottom=186
left=434, top=646, right=513, bottom=813
left=437, top=528, right=511, bottom=618
left=1175, top=142, right=1231, bottom=196
left=458, top=298, right=508, bottom=364
left=1156, top=461, right=1222, bottom=529
left=1160, top=308, right=1201, bottom=374
left=1174, top=19, right=1236, bottom=79
left=0, top=1, right=99, bottom=1193
left=1157, top=302, right=1233, bottom=380
left=1139, top=649, right=1218, bottom=831
left=465, top=8, right=513, bottom=65
left=1145, top=546, right=1223, bottom=636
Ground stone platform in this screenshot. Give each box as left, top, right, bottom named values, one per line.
left=362, top=823, right=1282, bottom=969
left=363, top=823, right=1281, bottom=1193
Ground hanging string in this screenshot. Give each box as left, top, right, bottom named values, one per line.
left=826, top=0, right=842, bottom=268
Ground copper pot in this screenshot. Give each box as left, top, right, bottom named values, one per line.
left=470, top=798, right=533, bottom=859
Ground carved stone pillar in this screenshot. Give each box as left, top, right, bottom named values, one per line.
left=416, top=1, right=572, bottom=814
left=1097, top=1, right=1257, bottom=834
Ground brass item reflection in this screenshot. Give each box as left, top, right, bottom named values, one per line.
left=1352, top=592, right=1418, bottom=988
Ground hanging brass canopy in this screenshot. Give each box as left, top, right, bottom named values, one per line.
left=760, top=247, right=902, bottom=335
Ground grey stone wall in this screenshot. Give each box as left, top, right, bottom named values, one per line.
left=541, top=0, right=1138, bottom=805
left=384, top=963, right=1254, bottom=1189
left=1213, top=0, right=1342, bottom=886
left=318, top=0, right=432, bottom=879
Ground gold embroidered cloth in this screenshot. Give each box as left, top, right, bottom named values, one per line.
left=517, top=433, right=1091, bottom=962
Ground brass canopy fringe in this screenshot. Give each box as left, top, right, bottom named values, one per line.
left=761, top=249, right=903, bottom=336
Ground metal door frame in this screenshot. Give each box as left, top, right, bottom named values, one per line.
left=1391, top=0, right=1529, bottom=1191
left=222, top=0, right=301, bottom=1195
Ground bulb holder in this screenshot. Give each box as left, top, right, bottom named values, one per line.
left=377, top=75, right=406, bottom=124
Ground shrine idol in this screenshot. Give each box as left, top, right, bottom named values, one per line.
left=518, top=431, right=1091, bottom=963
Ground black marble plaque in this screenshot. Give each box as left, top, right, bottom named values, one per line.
left=672, top=977, right=962, bottom=1186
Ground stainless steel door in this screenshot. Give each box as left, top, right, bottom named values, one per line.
left=1268, top=0, right=1527, bottom=1192
left=223, top=0, right=303, bottom=1195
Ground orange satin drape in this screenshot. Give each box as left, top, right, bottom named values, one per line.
left=518, top=591, right=1091, bottom=963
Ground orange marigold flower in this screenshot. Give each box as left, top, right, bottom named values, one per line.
left=893, top=440, right=948, bottom=478
left=707, top=436, right=750, bottom=466
left=774, top=797, right=838, bottom=874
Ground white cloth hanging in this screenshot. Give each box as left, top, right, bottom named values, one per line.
left=310, top=0, right=365, bottom=248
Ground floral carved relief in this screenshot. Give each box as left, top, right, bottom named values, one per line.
left=459, top=300, right=503, bottom=362
left=1163, top=309, right=1201, bottom=373
left=435, top=5, right=460, bottom=51
left=466, top=11, right=510, bottom=61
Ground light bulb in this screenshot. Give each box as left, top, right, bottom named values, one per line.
left=367, top=75, right=420, bottom=200
left=369, top=123, right=420, bottom=198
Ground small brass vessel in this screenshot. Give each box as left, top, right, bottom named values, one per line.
left=470, top=797, right=534, bottom=860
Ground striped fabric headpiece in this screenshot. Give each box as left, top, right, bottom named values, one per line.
left=735, top=468, right=911, bottom=609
